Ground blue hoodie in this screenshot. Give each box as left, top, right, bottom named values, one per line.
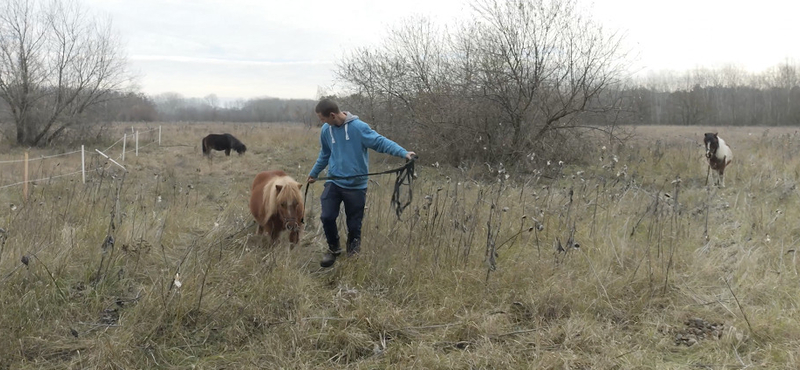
left=309, top=113, right=408, bottom=189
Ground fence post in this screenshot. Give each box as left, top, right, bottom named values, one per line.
left=23, top=151, right=28, bottom=201
left=81, top=145, right=86, bottom=184
left=158, top=126, right=162, bottom=146
left=136, top=130, right=139, bottom=157
left=122, top=133, right=127, bottom=162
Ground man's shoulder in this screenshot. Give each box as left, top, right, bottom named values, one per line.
left=350, top=119, right=373, bottom=130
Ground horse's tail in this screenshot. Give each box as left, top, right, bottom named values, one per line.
left=202, top=136, right=209, bottom=156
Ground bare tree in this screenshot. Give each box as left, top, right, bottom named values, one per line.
left=0, top=0, right=132, bottom=146
left=204, top=93, right=219, bottom=121
left=337, top=0, right=630, bottom=167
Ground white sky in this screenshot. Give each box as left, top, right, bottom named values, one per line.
left=84, top=0, right=800, bottom=100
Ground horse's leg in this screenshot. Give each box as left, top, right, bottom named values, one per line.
left=289, top=230, right=299, bottom=246
left=264, top=220, right=275, bottom=245
left=225, top=148, right=231, bottom=156
left=270, top=228, right=282, bottom=245
left=721, top=156, right=727, bottom=188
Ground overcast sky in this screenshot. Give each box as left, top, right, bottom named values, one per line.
left=84, top=0, right=800, bottom=101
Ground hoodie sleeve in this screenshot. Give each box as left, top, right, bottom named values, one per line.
left=309, top=126, right=331, bottom=178
left=357, top=121, right=408, bottom=158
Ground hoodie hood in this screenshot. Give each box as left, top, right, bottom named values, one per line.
left=329, top=112, right=359, bottom=144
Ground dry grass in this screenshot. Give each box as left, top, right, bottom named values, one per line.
left=1, top=123, right=800, bottom=369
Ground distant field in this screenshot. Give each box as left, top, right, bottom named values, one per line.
left=1, top=122, right=799, bottom=369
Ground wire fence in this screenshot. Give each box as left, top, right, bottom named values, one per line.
left=0, top=126, right=162, bottom=199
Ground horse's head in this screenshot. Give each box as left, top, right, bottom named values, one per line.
left=274, top=181, right=304, bottom=232
left=703, top=132, right=719, bottom=159
left=235, top=144, right=247, bottom=155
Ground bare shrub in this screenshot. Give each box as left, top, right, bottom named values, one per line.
left=337, top=0, right=630, bottom=173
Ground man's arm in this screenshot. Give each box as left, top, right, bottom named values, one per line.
left=359, top=122, right=409, bottom=158
left=308, top=128, right=331, bottom=181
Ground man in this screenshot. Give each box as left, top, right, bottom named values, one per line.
left=307, top=99, right=416, bottom=268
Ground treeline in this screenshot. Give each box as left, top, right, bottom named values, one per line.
left=149, top=93, right=318, bottom=125
left=621, top=63, right=800, bottom=127
left=105, top=63, right=799, bottom=129
left=99, top=93, right=317, bottom=125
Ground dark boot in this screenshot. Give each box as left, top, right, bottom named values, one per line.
left=346, top=236, right=361, bottom=257
left=320, top=240, right=341, bottom=268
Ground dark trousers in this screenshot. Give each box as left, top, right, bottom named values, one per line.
left=320, top=182, right=367, bottom=250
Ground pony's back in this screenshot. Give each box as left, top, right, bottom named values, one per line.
left=717, top=137, right=733, bottom=164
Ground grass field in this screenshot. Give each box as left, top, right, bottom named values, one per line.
left=1, top=122, right=800, bottom=369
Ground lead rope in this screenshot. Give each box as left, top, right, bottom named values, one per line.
left=391, top=157, right=416, bottom=219
left=302, top=156, right=417, bottom=222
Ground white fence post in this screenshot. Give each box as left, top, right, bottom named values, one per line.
left=23, top=152, right=28, bottom=201
left=81, top=145, right=85, bottom=184
left=122, top=133, right=127, bottom=162
left=135, top=131, right=139, bottom=156
left=158, top=126, right=162, bottom=146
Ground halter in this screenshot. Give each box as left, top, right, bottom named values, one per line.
left=282, top=216, right=300, bottom=231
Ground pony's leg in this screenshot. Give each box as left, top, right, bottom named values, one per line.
left=263, top=219, right=280, bottom=245
left=721, top=156, right=727, bottom=188
left=225, top=149, right=231, bottom=156
left=270, top=229, right=282, bottom=245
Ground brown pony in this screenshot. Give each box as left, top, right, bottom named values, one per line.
left=249, top=170, right=304, bottom=244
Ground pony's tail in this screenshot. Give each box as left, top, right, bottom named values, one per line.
left=202, top=137, right=209, bottom=156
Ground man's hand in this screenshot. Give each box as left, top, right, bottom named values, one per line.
left=306, top=176, right=316, bottom=184
left=405, top=151, right=417, bottom=160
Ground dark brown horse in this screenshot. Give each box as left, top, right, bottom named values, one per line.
left=249, top=170, right=304, bottom=245
left=202, top=133, right=247, bottom=157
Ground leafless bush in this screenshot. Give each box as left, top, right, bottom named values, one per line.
left=337, top=0, right=630, bottom=172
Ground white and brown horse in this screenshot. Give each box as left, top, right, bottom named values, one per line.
left=704, top=133, right=733, bottom=187
left=249, top=170, right=304, bottom=245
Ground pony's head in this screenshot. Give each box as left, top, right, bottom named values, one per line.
left=703, top=132, right=719, bottom=159
left=233, top=141, right=247, bottom=155
left=270, top=178, right=304, bottom=232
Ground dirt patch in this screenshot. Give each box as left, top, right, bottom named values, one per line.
left=673, top=317, right=724, bottom=346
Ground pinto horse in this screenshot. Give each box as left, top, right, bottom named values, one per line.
left=249, top=170, right=304, bottom=245
left=704, top=133, right=733, bottom=187
left=202, top=133, right=247, bottom=157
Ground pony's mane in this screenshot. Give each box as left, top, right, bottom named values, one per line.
left=262, top=175, right=302, bottom=221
